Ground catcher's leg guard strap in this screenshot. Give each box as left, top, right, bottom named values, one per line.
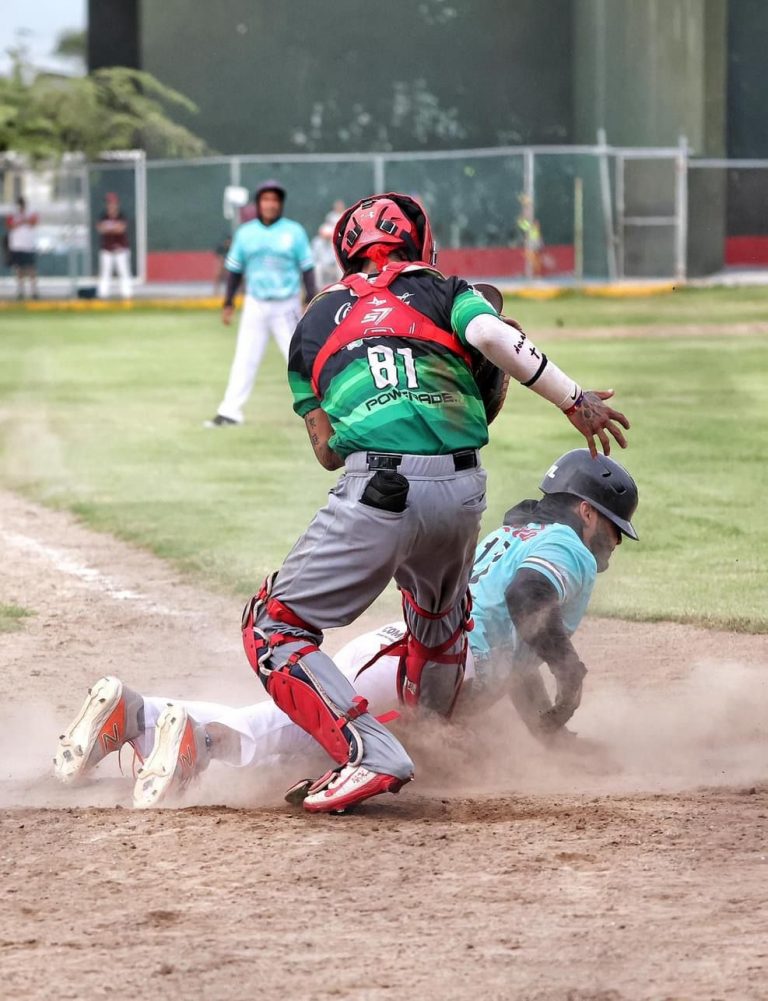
left=398, top=588, right=472, bottom=714
left=242, top=577, right=323, bottom=677
left=266, top=666, right=368, bottom=766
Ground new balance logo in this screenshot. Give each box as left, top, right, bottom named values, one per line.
left=101, top=723, right=122, bottom=750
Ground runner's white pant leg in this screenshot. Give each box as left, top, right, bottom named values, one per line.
left=97, top=250, right=114, bottom=298
left=218, top=295, right=271, bottom=422
left=139, top=695, right=300, bottom=766
left=114, top=249, right=132, bottom=299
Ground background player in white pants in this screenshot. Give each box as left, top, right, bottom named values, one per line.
left=54, top=450, right=638, bottom=810
left=96, top=192, right=132, bottom=300
left=205, top=180, right=317, bottom=428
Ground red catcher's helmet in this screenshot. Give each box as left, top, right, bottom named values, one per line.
left=333, top=193, right=436, bottom=273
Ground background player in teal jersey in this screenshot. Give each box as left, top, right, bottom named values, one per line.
left=54, top=450, right=638, bottom=808
left=240, top=192, right=631, bottom=814
left=205, top=180, right=317, bottom=428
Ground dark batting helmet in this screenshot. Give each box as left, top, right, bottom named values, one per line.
left=540, top=449, right=639, bottom=540
left=254, top=179, right=286, bottom=202
left=333, top=192, right=436, bottom=273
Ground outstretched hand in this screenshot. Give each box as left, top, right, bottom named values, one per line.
left=539, top=660, right=587, bottom=732
left=566, top=389, right=629, bottom=457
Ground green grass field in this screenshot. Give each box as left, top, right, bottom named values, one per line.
left=0, top=603, right=33, bottom=633
left=507, top=283, right=768, bottom=329
left=0, top=289, right=765, bottom=631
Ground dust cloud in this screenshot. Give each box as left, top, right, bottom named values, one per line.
left=2, top=655, right=765, bottom=811
left=411, top=656, right=768, bottom=798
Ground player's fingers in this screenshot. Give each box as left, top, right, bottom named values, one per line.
left=605, top=407, right=630, bottom=430
left=605, top=420, right=628, bottom=449
left=597, top=428, right=611, bottom=455
left=593, top=388, right=615, bottom=401
left=584, top=432, right=598, bottom=458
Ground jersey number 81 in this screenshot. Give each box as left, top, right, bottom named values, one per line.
left=367, top=344, right=420, bottom=390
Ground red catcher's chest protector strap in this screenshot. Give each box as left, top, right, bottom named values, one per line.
left=310, top=263, right=474, bottom=397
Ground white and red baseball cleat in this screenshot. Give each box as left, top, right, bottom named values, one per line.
left=301, top=764, right=411, bottom=814
left=132, top=704, right=210, bottom=808
left=54, top=676, right=143, bottom=784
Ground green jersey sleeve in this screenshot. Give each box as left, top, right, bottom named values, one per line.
left=451, top=288, right=498, bottom=346
left=288, top=369, right=320, bottom=418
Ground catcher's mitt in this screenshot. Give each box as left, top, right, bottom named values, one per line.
left=471, top=283, right=525, bottom=424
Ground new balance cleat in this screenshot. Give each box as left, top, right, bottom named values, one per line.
left=54, top=676, right=143, bottom=785
left=302, top=764, right=410, bottom=814
left=132, top=704, right=210, bottom=809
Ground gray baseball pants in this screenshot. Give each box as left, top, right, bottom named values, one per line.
left=253, top=451, right=487, bottom=778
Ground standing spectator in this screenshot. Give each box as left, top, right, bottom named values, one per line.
left=6, top=197, right=39, bottom=300
left=96, top=192, right=132, bottom=300
left=204, top=180, right=316, bottom=428
left=516, top=193, right=543, bottom=277
left=311, top=198, right=346, bottom=287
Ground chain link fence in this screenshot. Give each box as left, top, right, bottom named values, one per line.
left=3, top=142, right=768, bottom=294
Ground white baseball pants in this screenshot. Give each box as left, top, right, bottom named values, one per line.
left=217, top=294, right=302, bottom=423
left=98, top=249, right=132, bottom=299
left=139, top=623, right=476, bottom=767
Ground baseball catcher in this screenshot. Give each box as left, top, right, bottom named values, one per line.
left=234, top=191, right=630, bottom=814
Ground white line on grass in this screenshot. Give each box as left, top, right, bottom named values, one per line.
left=1, top=530, right=190, bottom=617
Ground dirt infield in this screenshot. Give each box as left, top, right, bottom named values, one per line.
left=2, top=489, right=767, bottom=1000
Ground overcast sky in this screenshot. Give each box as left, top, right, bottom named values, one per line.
left=1, top=0, right=86, bottom=75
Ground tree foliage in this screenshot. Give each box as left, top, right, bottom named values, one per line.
left=53, top=29, right=87, bottom=62
left=0, top=52, right=210, bottom=161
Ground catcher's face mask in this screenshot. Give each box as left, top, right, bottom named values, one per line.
left=333, top=193, right=436, bottom=272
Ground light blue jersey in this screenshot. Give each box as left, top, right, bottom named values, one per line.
left=225, top=217, right=313, bottom=300
left=469, top=522, right=597, bottom=684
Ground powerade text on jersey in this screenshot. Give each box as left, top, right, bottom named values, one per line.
left=287, top=266, right=497, bottom=456
left=469, top=522, right=597, bottom=683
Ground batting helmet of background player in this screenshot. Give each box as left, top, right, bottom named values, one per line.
left=254, top=179, right=286, bottom=203
left=333, top=192, right=437, bottom=274
left=540, top=449, right=639, bottom=540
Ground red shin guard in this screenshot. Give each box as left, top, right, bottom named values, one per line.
left=242, top=579, right=367, bottom=765
left=266, top=670, right=368, bottom=765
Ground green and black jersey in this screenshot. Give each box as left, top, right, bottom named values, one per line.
left=288, top=267, right=498, bottom=457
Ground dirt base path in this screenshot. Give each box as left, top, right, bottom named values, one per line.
left=1, top=489, right=767, bottom=1000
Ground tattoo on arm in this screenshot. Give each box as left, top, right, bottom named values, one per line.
left=304, top=408, right=343, bottom=470
left=579, top=392, right=601, bottom=427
